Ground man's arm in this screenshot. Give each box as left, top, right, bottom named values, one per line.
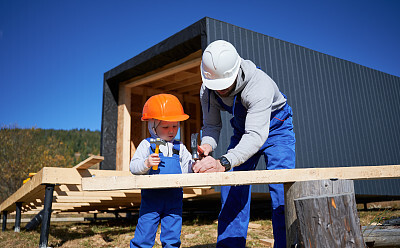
left=223, top=74, right=275, bottom=167
left=199, top=84, right=222, bottom=150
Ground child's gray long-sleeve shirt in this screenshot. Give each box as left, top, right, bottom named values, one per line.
left=200, top=59, right=287, bottom=167
left=130, top=139, right=193, bottom=175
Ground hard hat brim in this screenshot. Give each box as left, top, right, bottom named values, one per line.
left=201, top=58, right=241, bottom=91
left=142, top=114, right=189, bottom=122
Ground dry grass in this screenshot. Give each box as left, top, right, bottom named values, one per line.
left=0, top=208, right=399, bottom=248
left=0, top=213, right=273, bottom=248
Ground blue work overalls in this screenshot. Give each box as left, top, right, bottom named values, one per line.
left=214, top=91, right=295, bottom=248
left=130, top=139, right=183, bottom=248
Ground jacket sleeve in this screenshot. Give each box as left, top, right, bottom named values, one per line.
left=180, top=144, right=194, bottom=173
left=129, top=139, right=151, bottom=175
left=224, top=77, right=274, bottom=167
left=199, top=84, right=222, bottom=150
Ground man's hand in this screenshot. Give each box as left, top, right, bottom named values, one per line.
left=145, top=153, right=160, bottom=168
left=198, top=143, right=213, bottom=159
left=192, top=156, right=225, bottom=173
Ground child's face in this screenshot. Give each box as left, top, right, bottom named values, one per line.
left=155, top=121, right=179, bottom=142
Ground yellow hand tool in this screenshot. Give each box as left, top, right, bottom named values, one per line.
left=149, top=138, right=166, bottom=170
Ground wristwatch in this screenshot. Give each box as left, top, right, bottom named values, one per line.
left=219, top=156, right=231, bottom=172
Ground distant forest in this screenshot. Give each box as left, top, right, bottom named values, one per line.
left=0, top=125, right=101, bottom=202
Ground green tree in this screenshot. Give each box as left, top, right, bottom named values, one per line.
left=0, top=126, right=100, bottom=202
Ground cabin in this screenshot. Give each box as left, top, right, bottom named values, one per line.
left=101, top=17, right=400, bottom=202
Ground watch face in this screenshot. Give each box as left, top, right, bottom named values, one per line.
left=220, top=157, right=231, bottom=171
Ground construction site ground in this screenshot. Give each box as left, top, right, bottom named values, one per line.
left=1, top=207, right=400, bottom=248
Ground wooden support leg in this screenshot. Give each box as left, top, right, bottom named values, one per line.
left=2, top=211, right=7, bottom=231
left=14, top=202, right=22, bottom=232
left=39, top=184, right=55, bottom=248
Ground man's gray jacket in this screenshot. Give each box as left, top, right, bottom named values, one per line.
left=200, top=59, right=287, bottom=167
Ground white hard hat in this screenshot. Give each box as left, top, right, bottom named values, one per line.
left=201, top=40, right=241, bottom=91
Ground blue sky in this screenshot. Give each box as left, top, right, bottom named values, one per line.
left=1, top=0, right=399, bottom=131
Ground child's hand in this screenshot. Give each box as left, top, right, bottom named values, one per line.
left=145, top=153, right=160, bottom=168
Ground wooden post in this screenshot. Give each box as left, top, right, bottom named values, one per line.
left=284, top=179, right=361, bottom=248
left=295, top=192, right=364, bottom=247
left=116, top=83, right=131, bottom=171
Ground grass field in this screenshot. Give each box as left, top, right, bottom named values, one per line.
left=1, top=208, right=399, bottom=248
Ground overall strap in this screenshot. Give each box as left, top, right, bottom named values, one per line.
left=207, top=88, right=211, bottom=112
left=172, top=140, right=181, bottom=157
left=215, top=92, right=242, bottom=118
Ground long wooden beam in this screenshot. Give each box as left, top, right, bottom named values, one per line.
left=82, top=165, right=400, bottom=191
left=0, top=167, right=133, bottom=212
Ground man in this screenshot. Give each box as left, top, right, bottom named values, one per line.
left=193, top=40, right=295, bottom=248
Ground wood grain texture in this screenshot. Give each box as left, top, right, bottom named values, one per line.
left=284, top=179, right=356, bottom=247
left=295, top=193, right=364, bottom=247
left=363, top=226, right=400, bottom=247
left=82, top=165, right=400, bottom=191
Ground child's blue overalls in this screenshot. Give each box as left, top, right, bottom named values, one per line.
left=130, top=139, right=183, bottom=248
left=214, top=91, right=295, bottom=248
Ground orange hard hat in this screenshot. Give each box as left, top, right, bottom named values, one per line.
left=141, top=94, right=189, bottom=121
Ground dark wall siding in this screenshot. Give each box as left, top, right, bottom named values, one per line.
left=205, top=18, right=400, bottom=195
left=100, top=79, right=117, bottom=170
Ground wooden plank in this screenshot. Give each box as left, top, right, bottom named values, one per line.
left=73, top=155, right=104, bottom=170
left=53, top=198, right=103, bottom=203
left=183, top=95, right=201, bottom=104
left=167, top=76, right=201, bottom=91
left=175, top=84, right=201, bottom=94
left=54, top=186, right=128, bottom=198
left=124, top=52, right=201, bottom=88
left=41, top=167, right=83, bottom=185
left=174, top=70, right=198, bottom=82
left=0, top=168, right=44, bottom=212
left=54, top=196, right=113, bottom=201
left=152, top=78, right=178, bottom=89
left=259, top=238, right=274, bottom=247
left=36, top=167, right=136, bottom=186
left=81, top=164, right=400, bottom=191
left=362, top=226, right=400, bottom=247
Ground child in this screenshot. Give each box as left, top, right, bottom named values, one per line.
left=130, top=94, right=193, bottom=248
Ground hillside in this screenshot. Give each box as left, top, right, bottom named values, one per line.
left=0, top=125, right=101, bottom=202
